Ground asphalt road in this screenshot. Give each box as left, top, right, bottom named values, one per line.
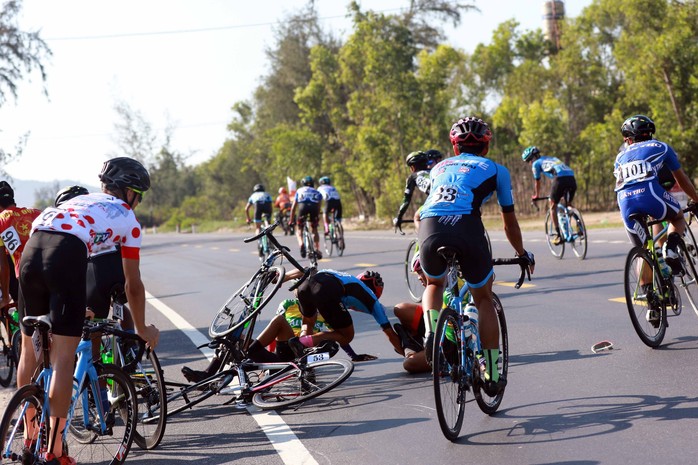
left=4, top=224, right=698, bottom=465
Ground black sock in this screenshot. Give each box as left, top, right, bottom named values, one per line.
left=247, top=340, right=281, bottom=363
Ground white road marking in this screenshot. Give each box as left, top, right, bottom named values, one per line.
left=145, top=291, right=317, bottom=465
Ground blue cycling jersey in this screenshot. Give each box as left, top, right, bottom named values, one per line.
left=531, top=156, right=575, bottom=180
left=295, top=186, right=323, bottom=204
left=614, top=139, right=680, bottom=192
left=419, top=154, right=515, bottom=218
left=247, top=192, right=272, bottom=204
left=315, top=269, right=390, bottom=329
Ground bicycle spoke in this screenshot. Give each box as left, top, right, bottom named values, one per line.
left=433, top=308, right=465, bottom=441
left=624, top=247, right=667, bottom=347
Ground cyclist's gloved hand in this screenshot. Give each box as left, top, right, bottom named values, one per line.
left=518, top=250, right=535, bottom=276
left=687, top=201, right=698, bottom=214
left=246, top=218, right=251, bottom=224
left=392, top=217, right=400, bottom=227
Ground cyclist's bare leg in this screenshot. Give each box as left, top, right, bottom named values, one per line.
left=469, top=277, right=498, bottom=349
left=295, top=219, right=304, bottom=248
left=17, top=332, right=40, bottom=388
left=307, top=326, right=354, bottom=346
left=422, top=275, right=446, bottom=332
left=322, top=211, right=329, bottom=235
left=48, top=334, right=80, bottom=456
left=255, top=314, right=295, bottom=346
left=311, top=224, right=320, bottom=252
left=549, top=198, right=560, bottom=235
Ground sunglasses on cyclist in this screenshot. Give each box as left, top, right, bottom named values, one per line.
left=130, top=187, right=145, bottom=202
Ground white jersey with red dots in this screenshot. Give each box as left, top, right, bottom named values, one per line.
left=31, top=192, right=143, bottom=259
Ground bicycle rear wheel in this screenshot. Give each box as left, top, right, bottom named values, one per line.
left=67, top=364, right=138, bottom=465
left=304, top=228, right=318, bottom=266
left=568, top=208, right=587, bottom=260
left=0, top=320, right=14, bottom=387
left=209, top=266, right=285, bottom=338
left=624, top=247, right=667, bottom=347
left=336, top=221, right=345, bottom=256
left=677, top=239, right=698, bottom=317
left=405, top=239, right=422, bottom=303
left=323, top=228, right=334, bottom=257
left=252, top=359, right=354, bottom=410
left=0, top=384, right=44, bottom=464
left=433, top=307, right=465, bottom=441
left=545, top=210, right=565, bottom=259
left=473, top=294, right=508, bottom=414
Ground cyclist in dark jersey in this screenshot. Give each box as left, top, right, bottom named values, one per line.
left=393, top=150, right=443, bottom=230
left=290, top=176, right=323, bottom=259
left=419, top=117, right=534, bottom=396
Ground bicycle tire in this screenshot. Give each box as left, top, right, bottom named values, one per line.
left=568, top=208, right=587, bottom=260
left=67, top=364, right=138, bottom=465
left=0, top=384, right=44, bottom=464
left=336, top=221, right=345, bottom=256
left=544, top=209, right=565, bottom=259
left=11, top=329, right=21, bottom=367
left=405, top=239, right=422, bottom=302
left=0, top=319, right=14, bottom=387
left=323, top=228, right=334, bottom=257
left=165, top=372, right=234, bottom=418
left=684, top=218, right=698, bottom=260
left=127, top=348, right=167, bottom=450
left=677, top=239, right=698, bottom=318
left=251, top=358, right=354, bottom=410
left=473, top=293, right=508, bottom=414
left=304, top=227, right=318, bottom=266
left=624, top=247, right=667, bottom=347
left=433, top=307, right=465, bottom=441
left=209, top=266, right=285, bottom=338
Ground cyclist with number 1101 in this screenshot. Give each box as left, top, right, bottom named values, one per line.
left=418, top=116, right=534, bottom=396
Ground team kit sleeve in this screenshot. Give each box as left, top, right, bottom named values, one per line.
left=495, top=163, right=516, bottom=213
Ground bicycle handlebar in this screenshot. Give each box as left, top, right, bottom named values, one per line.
left=530, top=197, right=550, bottom=212
left=493, top=257, right=531, bottom=289
left=84, top=319, right=147, bottom=372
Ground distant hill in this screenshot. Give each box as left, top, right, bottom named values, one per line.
left=6, top=179, right=101, bottom=209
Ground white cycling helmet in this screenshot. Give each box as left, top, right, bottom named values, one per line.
left=410, top=252, right=422, bottom=273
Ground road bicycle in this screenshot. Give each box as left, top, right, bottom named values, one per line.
left=0, top=303, right=20, bottom=388
left=0, top=317, right=138, bottom=465
left=299, top=216, right=319, bottom=267
left=276, top=209, right=294, bottom=236
left=323, top=210, right=345, bottom=257
left=256, top=214, right=273, bottom=262
left=532, top=194, right=587, bottom=260
left=432, top=250, right=529, bottom=441
left=624, top=207, right=698, bottom=347
left=100, top=294, right=167, bottom=450
left=160, top=223, right=353, bottom=415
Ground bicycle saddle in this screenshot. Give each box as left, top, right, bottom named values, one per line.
left=437, top=246, right=459, bottom=260
left=23, top=315, right=52, bottom=330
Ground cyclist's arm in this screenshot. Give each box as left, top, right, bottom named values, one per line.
left=672, top=168, right=698, bottom=203
left=0, top=249, right=10, bottom=307
left=396, top=176, right=416, bottom=222
left=299, top=313, right=317, bottom=336
left=244, top=202, right=252, bottom=222
left=290, top=199, right=298, bottom=222
left=123, top=256, right=159, bottom=348
left=533, top=178, right=541, bottom=198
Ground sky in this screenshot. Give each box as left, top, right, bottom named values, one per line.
left=0, top=0, right=591, bottom=187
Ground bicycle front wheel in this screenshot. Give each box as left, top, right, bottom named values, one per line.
left=624, top=247, right=667, bottom=347
left=433, top=307, right=465, bottom=441
left=569, top=208, right=587, bottom=260
left=473, top=293, right=508, bottom=414
left=545, top=209, right=565, bottom=259
left=677, top=239, right=698, bottom=318
left=209, top=266, right=285, bottom=338
left=128, top=348, right=167, bottom=450
left=252, top=359, right=354, bottom=410
left=0, top=384, right=44, bottom=465
left=323, top=229, right=334, bottom=257
left=405, top=239, right=422, bottom=303
left=67, top=364, right=138, bottom=465
left=0, top=320, right=14, bottom=387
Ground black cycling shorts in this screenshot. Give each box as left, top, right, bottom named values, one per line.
left=323, top=199, right=343, bottom=221
left=418, top=215, right=492, bottom=289
left=296, top=203, right=320, bottom=227
left=296, top=273, right=352, bottom=329
left=550, top=176, right=577, bottom=204
left=252, top=202, right=272, bottom=223
left=18, top=231, right=88, bottom=337
left=86, top=249, right=125, bottom=319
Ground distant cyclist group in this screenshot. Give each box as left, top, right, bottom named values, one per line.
left=1, top=110, right=698, bottom=460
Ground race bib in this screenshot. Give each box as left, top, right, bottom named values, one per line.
left=113, top=302, right=124, bottom=321
left=618, top=160, right=653, bottom=183
left=431, top=185, right=458, bottom=203
left=307, top=352, right=330, bottom=364
left=0, top=226, right=20, bottom=255
left=633, top=220, right=647, bottom=245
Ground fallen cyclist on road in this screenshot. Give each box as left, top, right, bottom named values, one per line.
left=181, top=297, right=377, bottom=383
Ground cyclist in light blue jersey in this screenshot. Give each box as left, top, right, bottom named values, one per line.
left=418, top=116, right=534, bottom=396
left=614, top=114, right=698, bottom=273
left=318, top=176, right=342, bottom=236
left=522, top=146, right=577, bottom=245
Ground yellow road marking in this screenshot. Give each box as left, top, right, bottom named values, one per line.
left=356, top=263, right=378, bottom=267
left=609, top=297, right=626, bottom=303
left=494, top=281, right=535, bottom=289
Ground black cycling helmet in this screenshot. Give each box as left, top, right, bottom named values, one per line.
left=301, top=176, right=314, bottom=187
left=99, top=157, right=151, bottom=192
left=521, top=146, right=540, bottom=162
left=0, top=181, right=14, bottom=207
left=425, top=149, right=443, bottom=163
left=621, top=115, right=655, bottom=141
left=450, top=117, right=492, bottom=154
left=357, top=270, right=384, bottom=298
left=55, top=185, right=89, bottom=207
left=405, top=151, right=429, bottom=168
left=319, top=176, right=331, bottom=185
left=253, top=183, right=265, bottom=192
